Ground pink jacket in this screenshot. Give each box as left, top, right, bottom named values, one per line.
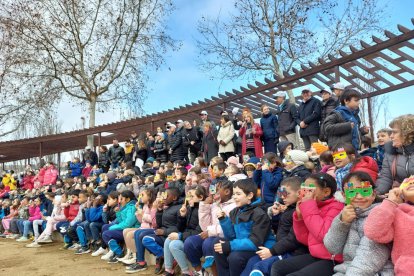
left=293, top=198, right=344, bottom=262
left=136, top=204, right=157, bottom=229
left=28, top=206, right=42, bottom=221
left=35, top=168, right=46, bottom=185
left=321, top=165, right=336, bottom=178
left=199, top=198, right=236, bottom=237
left=51, top=204, right=66, bottom=221
left=43, top=166, right=58, bottom=186
left=364, top=200, right=414, bottom=276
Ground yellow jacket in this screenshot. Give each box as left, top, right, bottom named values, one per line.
left=2, top=174, right=17, bottom=190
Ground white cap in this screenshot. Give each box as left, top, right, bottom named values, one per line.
left=175, top=119, right=183, bottom=124
left=320, top=87, right=332, bottom=94
left=331, top=82, right=345, bottom=90
left=274, top=91, right=287, bottom=98
left=85, top=146, right=91, bottom=150
left=199, top=110, right=208, bottom=115
left=232, top=107, right=239, bottom=116
left=302, top=86, right=311, bottom=92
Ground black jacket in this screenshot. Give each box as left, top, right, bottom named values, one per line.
left=98, top=151, right=110, bottom=168
left=270, top=205, right=308, bottom=256
left=320, top=98, right=338, bottom=123
left=168, top=179, right=186, bottom=198
left=177, top=203, right=202, bottom=241
left=296, top=97, right=322, bottom=137
left=108, top=145, right=125, bottom=163
left=136, top=148, right=148, bottom=162
left=83, top=150, right=98, bottom=166
left=155, top=201, right=181, bottom=238
left=168, top=128, right=186, bottom=162
left=154, top=140, right=168, bottom=162
left=183, top=127, right=203, bottom=154
left=284, top=165, right=311, bottom=180
left=276, top=100, right=298, bottom=136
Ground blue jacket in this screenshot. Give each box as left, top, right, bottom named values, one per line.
left=219, top=198, right=275, bottom=253
left=253, top=167, right=284, bottom=205
left=260, top=113, right=279, bottom=140
left=69, top=162, right=83, bottom=177
left=109, top=200, right=140, bottom=231
left=85, top=205, right=104, bottom=223
left=335, top=106, right=360, bottom=151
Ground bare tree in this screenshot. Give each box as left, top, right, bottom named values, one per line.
left=197, top=0, right=384, bottom=102
left=0, top=0, right=178, bottom=145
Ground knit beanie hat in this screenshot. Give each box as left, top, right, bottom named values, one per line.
left=107, top=172, right=116, bottom=181
left=287, top=150, right=309, bottom=166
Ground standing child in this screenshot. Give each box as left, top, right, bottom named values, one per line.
left=374, top=128, right=392, bottom=171
left=213, top=179, right=275, bottom=276
left=271, top=173, right=344, bottom=276
left=364, top=176, right=414, bottom=275
left=324, top=171, right=394, bottom=275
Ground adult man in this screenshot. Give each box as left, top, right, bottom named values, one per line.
left=331, top=82, right=345, bottom=105
left=182, top=120, right=202, bottom=163
left=296, top=87, right=322, bottom=151
left=107, top=139, right=125, bottom=169
left=274, top=91, right=298, bottom=148
left=320, top=87, right=338, bottom=123
left=82, top=146, right=98, bottom=166
left=167, top=124, right=186, bottom=162
left=199, top=110, right=216, bottom=130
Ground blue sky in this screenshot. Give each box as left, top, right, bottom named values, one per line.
left=58, top=0, right=414, bottom=133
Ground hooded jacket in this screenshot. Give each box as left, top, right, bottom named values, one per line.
left=23, top=175, right=35, bottom=190
left=219, top=198, right=275, bottom=254
left=43, top=165, right=58, bottom=186
left=278, top=141, right=293, bottom=160
left=199, top=198, right=236, bottom=238
left=293, top=197, right=344, bottom=262
left=260, top=113, right=279, bottom=140
left=69, top=162, right=82, bottom=177
left=28, top=205, right=42, bottom=221
left=253, top=167, right=284, bottom=205
left=85, top=205, right=104, bottom=223
left=321, top=97, right=338, bottom=123
left=364, top=200, right=414, bottom=276
left=177, top=202, right=202, bottom=241
left=154, top=139, right=168, bottom=162
left=350, top=156, right=379, bottom=182
left=109, top=200, right=140, bottom=230
left=324, top=204, right=394, bottom=276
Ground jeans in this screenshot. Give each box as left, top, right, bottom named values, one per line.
left=64, top=222, right=80, bottom=244
left=183, top=235, right=216, bottom=267
left=32, top=219, right=45, bottom=239
left=22, top=220, right=33, bottom=238
left=89, top=222, right=103, bottom=241
left=134, top=229, right=155, bottom=262
left=16, top=219, right=25, bottom=235
left=142, top=234, right=164, bottom=258
left=271, top=254, right=335, bottom=276
left=102, top=223, right=124, bottom=256
left=55, top=221, right=70, bottom=236
left=76, top=221, right=90, bottom=247
left=242, top=254, right=289, bottom=276
left=164, top=238, right=189, bottom=272
left=9, top=218, right=20, bottom=234
left=111, top=161, right=120, bottom=170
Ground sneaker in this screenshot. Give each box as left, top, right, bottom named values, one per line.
left=202, top=256, right=214, bottom=269
left=10, top=234, right=20, bottom=239
left=68, top=243, right=81, bottom=250
left=26, top=242, right=41, bottom=248
left=62, top=243, right=73, bottom=250
left=37, top=236, right=53, bottom=244
left=191, top=270, right=203, bottom=276
left=125, top=262, right=148, bottom=273
left=75, top=246, right=91, bottom=255
left=154, top=257, right=164, bottom=274
left=16, top=236, right=29, bottom=242
left=107, top=254, right=124, bottom=264
left=101, top=250, right=114, bottom=260
left=121, top=257, right=136, bottom=265
left=92, top=247, right=107, bottom=257
left=162, top=272, right=174, bottom=276
left=117, top=252, right=131, bottom=262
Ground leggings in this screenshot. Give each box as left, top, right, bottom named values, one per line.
left=271, top=254, right=335, bottom=276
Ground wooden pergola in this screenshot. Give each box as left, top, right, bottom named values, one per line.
left=0, top=19, right=413, bottom=164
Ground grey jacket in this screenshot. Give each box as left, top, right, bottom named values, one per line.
left=376, top=142, right=414, bottom=195
left=324, top=204, right=394, bottom=276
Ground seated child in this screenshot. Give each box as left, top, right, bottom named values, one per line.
left=168, top=167, right=187, bottom=197
left=62, top=190, right=88, bottom=249
left=9, top=197, right=29, bottom=239
left=96, top=191, right=119, bottom=258
left=319, top=150, right=335, bottom=178
left=324, top=171, right=394, bottom=275
left=0, top=199, right=11, bottom=234
left=226, top=165, right=248, bottom=182
left=213, top=179, right=275, bottom=276
left=374, top=128, right=392, bottom=171
left=211, top=162, right=228, bottom=186
left=242, top=177, right=308, bottom=276
left=163, top=185, right=206, bottom=276
left=184, top=180, right=236, bottom=274
left=364, top=175, right=414, bottom=275
left=271, top=173, right=344, bottom=276
left=277, top=141, right=293, bottom=162
left=283, top=150, right=311, bottom=180
left=2, top=199, right=20, bottom=236
left=16, top=196, right=42, bottom=242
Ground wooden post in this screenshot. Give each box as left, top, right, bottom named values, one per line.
left=367, top=96, right=375, bottom=142
left=151, top=120, right=155, bottom=132
left=57, top=152, right=61, bottom=177
left=39, top=142, right=43, bottom=160
left=98, top=132, right=102, bottom=148
left=335, top=66, right=340, bottom=82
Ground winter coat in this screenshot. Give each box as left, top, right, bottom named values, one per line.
left=108, top=144, right=125, bottom=164
left=270, top=204, right=309, bottom=256
left=36, top=168, right=45, bottom=186
left=253, top=167, right=284, bottom=205
left=64, top=202, right=80, bottom=222
left=167, top=179, right=185, bottom=197
left=219, top=198, right=275, bottom=254
left=198, top=198, right=236, bottom=238
left=102, top=205, right=117, bottom=224
left=324, top=204, right=394, bottom=276
left=177, top=203, right=202, bottom=241
left=239, top=123, right=263, bottom=158
left=376, top=142, right=414, bottom=195
left=82, top=167, right=92, bottom=179
left=293, top=198, right=344, bottom=262
left=0, top=186, right=10, bottom=198
left=70, top=202, right=85, bottom=226
left=169, top=129, right=186, bottom=162
left=320, top=98, right=338, bottom=124
left=321, top=165, right=336, bottom=178
left=109, top=200, right=140, bottom=230
left=364, top=200, right=414, bottom=276
left=276, top=100, right=298, bottom=136
left=260, top=113, right=279, bottom=141
left=2, top=174, right=17, bottom=190
left=183, top=127, right=203, bottom=154
left=98, top=151, right=110, bottom=169
left=217, top=121, right=235, bottom=153
left=136, top=148, right=148, bottom=162
left=155, top=201, right=181, bottom=238
left=284, top=165, right=311, bottom=180
left=69, top=162, right=82, bottom=177
left=43, top=166, right=58, bottom=186
left=297, top=96, right=322, bottom=137
left=85, top=205, right=104, bottom=223
left=350, top=156, right=379, bottom=182
left=23, top=175, right=35, bottom=190
left=18, top=206, right=29, bottom=219
left=28, top=205, right=42, bottom=221
left=154, top=140, right=168, bottom=162
left=137, top=204, right=157, bottom=229
left=39, top=193, right=54, bottom=216
left=83, top=150, right=98, bottom=166
left=201, top=129, right=219, bottom=165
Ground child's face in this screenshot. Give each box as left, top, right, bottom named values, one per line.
left=281, top=185, right=299, bottom=207
left=164, top=190, right=177, bottom=206
left=185, top=174, right=192, bottom=186
left=153, top=161, right=160, bottom=168
left=107, top=196, right=117, bottom=207
left=190, top=172, right=199, bottom=183
left=302, top=178, right=330, bottom=202
left=345, top=97, right=360, bottom=110
left=284, top=144, right=292, bottom=155
left=232, top=186, right=252, bottom=207
left=377, top=132, right=391, bottom=146
left=71, top=195, right=79, bottom=203
left=119, top=196, right=128, bottom=207
left=343, top=176, right=375, bottom=209
left=213, top=166, right=223, bottom=177
left=218, top=186, right=230, bottom=203
left=187, top=190, right=202, bottom=207
left=175, top=169, right=182, bottom=178
left=35, top=198, right=42, bottom=206
left=141, top=191, right=150, bottom=204
left=333, top=151, right=352, bottom=168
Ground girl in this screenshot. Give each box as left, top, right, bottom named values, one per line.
left=364, top=175, right=414, bottom=275
left=271, top=173, right=344, bottom=276
left=153, top=133, right=168, bottom=163
left=163, top=185, right=206, bottom=276
left=16, top=197, right=42, bottom=242
left=121, top=188, right=157, bottom=267
left=201, top=122, right=219, bottom=165
left=319, top=150, right=335, bottom=178
left=239, top=113, right=263, bottom=158
left=2, top=198, right=20, bottom=236
left=9, top=197, right=29, bottom=239
left=324, top=171, right=394, bottom=275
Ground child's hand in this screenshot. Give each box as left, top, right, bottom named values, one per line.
left=204, top=195, right=213, bottom=205
left=296, top=203, right=302, bottom=220
left=256, top=246, right=272, bottom=260
left=114, top=206, right=120, bottom=212
left=388, top=188, right=403, bottom=204
left=155, top=229, right=165, bottom=236
left=301, top=190, right=315, bottom=202
left=214, top=240, right=225, bottom=254
left=103, top=204, right=108, bottom=212
left=168, top=232, right=179, bottom=240
left=199, top=231, right=209, bottom=240
left=271, top=203, right=281, bottom=216
left=216, top=210, right=225, bottom=220
left=180, top=205, right=187, bottom=217
left=341, top=205, right=356, bottom=224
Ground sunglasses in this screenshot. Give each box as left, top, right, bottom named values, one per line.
left=344, top=182, right=373, bottom=204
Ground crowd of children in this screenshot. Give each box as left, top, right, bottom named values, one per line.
left=1, top=108, right=414, bottom=276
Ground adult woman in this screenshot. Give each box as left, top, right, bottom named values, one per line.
left=153, top=133, right=168, bottom=162
left=239, top=113, right=263, bottom=158
left=217, top=114, right=235, bottom=161
left=98, top=146, right=110, bottom=173
left=376, top=114, right=414, bottom=194
left=260, top=104, right=279, bottom=154
left=201, top=122, right=218, bottom=165
left=135, top=140, right=148, bottom=171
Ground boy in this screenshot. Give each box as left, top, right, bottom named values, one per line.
left=374, top=128, right=392, bottom=171
left=141, top=187, right=181, bottom=274
left=62, top=190, right=88, bottom=249
left=242, top=177, right=308, bottom=276
left=212, top=162, right=228, bottom=185
left=323, top=89, right=368, bottom=150
left=213, top=179, right=275, bottom=276
left=167, top=167, right=187, bottom=197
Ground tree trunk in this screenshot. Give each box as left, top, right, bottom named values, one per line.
left=87, top=96, right=97, bottom=147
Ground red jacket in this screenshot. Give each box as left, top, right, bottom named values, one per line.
left=35, top=168, right=46, bottom=186
left=28, top=205, right=42, bottom=221
left=351, top=156, right=379, bottom=182
left=43, top=166, right=58, bottom=186
left=82, top=167, right=92, bottom=179
left=239, top=123, right=263, bottom=158
left=293, top=198, right=344, bottom=262
left=23, top=175, right=35, bottom=190
left=64, top=202, right=80, bottom=222
left=0, top=186, right=10, bottom=198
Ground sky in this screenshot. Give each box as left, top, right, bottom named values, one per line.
left=55, top=0, right=414, bottom=133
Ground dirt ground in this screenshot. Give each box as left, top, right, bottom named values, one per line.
left=0, top=239, right=154, bottom=276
